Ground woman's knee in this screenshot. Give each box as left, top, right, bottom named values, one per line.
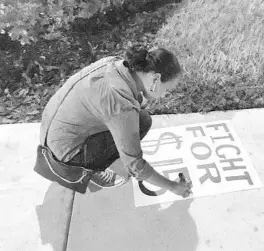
left=139, top=109, right=152, bottom=139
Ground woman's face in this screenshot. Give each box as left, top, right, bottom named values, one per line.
left=142, top=72, right=178, bottom=100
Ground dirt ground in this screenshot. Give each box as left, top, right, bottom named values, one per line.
left=0, top=0, right=185, bottom=124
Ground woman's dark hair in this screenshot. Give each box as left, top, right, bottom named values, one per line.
left=123, top=45, right=181, bottom=82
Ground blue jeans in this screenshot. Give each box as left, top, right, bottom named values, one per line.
left=66, top=109, right=152, bottom=172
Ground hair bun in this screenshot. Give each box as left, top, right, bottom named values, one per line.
left=124, top=45, right=149, bottom=71
left=123, top=60, right=130, bottom=68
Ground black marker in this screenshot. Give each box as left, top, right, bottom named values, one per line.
left=179, top=173, right=186, bottom=183
left=179, top=173, right=193, bottom=194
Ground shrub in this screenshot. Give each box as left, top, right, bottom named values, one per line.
left=0, top=0, right=165, bottom=45
left=0, top=0, right=124, bottom=45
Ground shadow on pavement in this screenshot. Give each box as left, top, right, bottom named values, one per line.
left=35, top=183, right=74, bottom=251
left=164, top=198, right=199, bottom=251
left=36, top=182, right=198, bottom=251
left=35, top=181, right=105, bottom=251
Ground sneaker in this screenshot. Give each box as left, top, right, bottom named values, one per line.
left=90, top=169, right=125, bottom=188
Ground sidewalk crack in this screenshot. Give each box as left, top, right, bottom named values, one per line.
left=63, top=191, right=75, bottom=251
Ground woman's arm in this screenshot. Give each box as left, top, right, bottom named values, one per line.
left=144, top=169, right=192, bottom=197
left=144, top=169, right=174, bottom=190
left=104, top=109, right=192, bottom=196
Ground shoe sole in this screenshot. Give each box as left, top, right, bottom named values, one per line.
left=89, top=175, right=126, bottom=189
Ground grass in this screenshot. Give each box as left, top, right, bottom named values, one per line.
left=147, top=0, right=264, bottom=115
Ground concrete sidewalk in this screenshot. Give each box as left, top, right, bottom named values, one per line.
left=0, top=123, right=74, bottom=251
left=0, top=108, right=264, bottom=251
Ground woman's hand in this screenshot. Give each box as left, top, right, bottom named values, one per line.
left=170, top=179, right=193, bottom=198
left=143, top=170, right=193, bottom=198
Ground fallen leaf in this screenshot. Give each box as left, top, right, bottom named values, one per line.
left=18, top=88, right=29, bottom=97
left=25, top=116, right=31, bottom=122
left=24, top=96, right=32, bottom=103
left=0, top=104, right=7, bottom=113
left=27, top=110, right=40, bottom=115
left=45, top=65, right=60, bottom=71
left=1, top=118, right=15, bottom=124
left=43, top=89, right=49, bottom=96
left=31, top=104, right=39, bottom=110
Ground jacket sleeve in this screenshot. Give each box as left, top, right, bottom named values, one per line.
left=104, top=109, right=155, bottom=180
left=86, top=81, right=155, bottom=180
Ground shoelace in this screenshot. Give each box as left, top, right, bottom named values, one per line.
left=98, top=170, right=114, bottom=183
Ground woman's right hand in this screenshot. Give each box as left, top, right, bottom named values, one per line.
left=170, top=179, right=193, bottom=198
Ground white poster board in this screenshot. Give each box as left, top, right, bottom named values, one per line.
left=132, top=120, right=263, bottom=207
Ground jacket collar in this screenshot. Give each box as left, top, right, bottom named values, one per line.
left=114, top=59, right=140, bottom=101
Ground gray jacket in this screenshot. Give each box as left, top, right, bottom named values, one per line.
left=40, top=56, right=154, bottom=181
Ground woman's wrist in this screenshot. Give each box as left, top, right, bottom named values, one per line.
left=168, top=180, right=175, bottom=191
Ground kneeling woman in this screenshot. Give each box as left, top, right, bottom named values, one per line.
left=35, top=45, right=192, bottom=198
